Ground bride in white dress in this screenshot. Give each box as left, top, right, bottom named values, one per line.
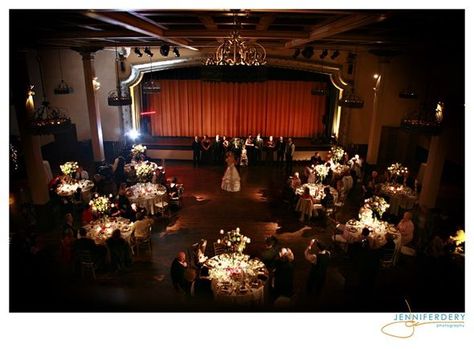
left=221, top=152, right=241, bottom=192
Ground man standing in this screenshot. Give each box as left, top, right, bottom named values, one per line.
left=276, top=136, right=285, bottom=166
left=285, top=137, right=295, bottom=173
left=170, top=251, right=190, bottom=294
left=305, top=239, right=331, bottom=298
left=254, top=133, right=264, bottom=165
left=192, top=136, right=201, bottom=168
left=265, top=135, right=276, bottom=165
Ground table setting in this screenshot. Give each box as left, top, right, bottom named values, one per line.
left=126, top=182, right=167, bottom=215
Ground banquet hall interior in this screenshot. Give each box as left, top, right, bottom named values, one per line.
left=9, top=9, right=465, bottom=312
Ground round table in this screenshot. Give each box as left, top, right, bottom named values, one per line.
left=56, top=179, right=94, bottom=202
left=204, top=253, right=268, bottom=305
left=342, top=218, right=401, bottom=248
left=126, top=183, right=167, bottom=215
left=379, top=183, right=417, bottom=216
left=295, top=183, right=339, bottom=202
left=82, top=216, right=133, bottom=245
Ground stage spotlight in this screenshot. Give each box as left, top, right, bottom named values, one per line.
left=330, top=50, right=340, bottom=60
left=292, top=48, right=301, bottom=59
left=320, top=49, right=328, bottom=59
left=126, top=129, right=140, bottom=141
left=160, top=45, right=170, bottom=57
left=173, top=47, right=180, bottom=57
left=134, top=47, right=143, bottom=57
left=301, top=46, right=314, bottom=59
left=144, top=47, right=153, bottom=57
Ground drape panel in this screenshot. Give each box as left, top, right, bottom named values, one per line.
left=148, top=80, right=326, bottom=137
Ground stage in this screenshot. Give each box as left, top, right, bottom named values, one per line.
left=139, top=136, right=332, bottom=161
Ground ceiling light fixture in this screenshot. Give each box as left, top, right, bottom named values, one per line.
left=292, top=48, right=301, bottom=59
left=159, top=45, right=170, bottom=57
left=144, top=47, right=153, bottom=57
left=134, top=47, right=143, bottom=57
left=53, top=49, right=73, bottom=95
left=31, top=56, right=71, bottom=134
left=205, top=11, right=266, bottom=66
left=107, top=45, right=132, bottom=106
left=301, top=46, right=314, bottom=59
left=320, top=49, right=328, bottom=60
left=173, top=47, right=180, bottom=57
left=142, top=55, right=160, bottom=94
left=330, top=50, right=340, bottom=60
left=338, top=51, right=365, bottom=108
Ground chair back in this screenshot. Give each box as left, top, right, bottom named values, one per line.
left=213, top=242, right=229, bottom=256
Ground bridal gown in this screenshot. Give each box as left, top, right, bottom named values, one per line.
left=221, top=163, right=241, bottom=192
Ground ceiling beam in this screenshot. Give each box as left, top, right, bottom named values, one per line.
left=256, top=14, right=276, bottom=31
left=164, top=29, right=307, bottom=39
left=84, top=10, right=198, bottom=51
left=198, top=15, right=218, bottom=30
left=285, top=13, right=388, bottom=48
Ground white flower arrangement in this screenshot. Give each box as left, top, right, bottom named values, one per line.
left=314, top=164, right=329, bottom=182
left=131, top=144, right=147, bottom=159
left=60, top=161, right=78, bottom=177
left=387, top=162, right=408, bottom=177
left=89, top=194, right=112, bottom=216
left=364, top=195, right=390, bottom=218
left=217, top=228, right=251, bottom=253
left=331, top=145, right=345, bottom=163
left=135, top=161, right=155, bottom=183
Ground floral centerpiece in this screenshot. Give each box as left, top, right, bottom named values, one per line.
left=135, top=161, right=155, bottom=183
left=60, top=161, right=78, bottom=178
left=314, top=164, right=329, bottom=182
left=217, top=227, right=251, bottom=254
left=89, top=194, right=112, bottom=218
left=131, top=144, right=147, bottom=161
left=331, top=145, right=345, bottom=164
left=387, top=162, right=408, bottom=181
left=364, top=195, right=390, bottom=219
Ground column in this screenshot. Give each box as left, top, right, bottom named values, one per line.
left=78, top=49, right=105, bottom=162
left=418, top=132, right=448, bottom=208
left=11, top=50, right=49, bottom=205
left=366, top=63, right=387, bottom=165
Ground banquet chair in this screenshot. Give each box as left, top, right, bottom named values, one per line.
left=154, top=195, right=170, bottom=217
left=130, top=225, right=153, bottom=257
left=295, top=198, right=314, bottom=222
left=78, top=250, right=96, bottom=280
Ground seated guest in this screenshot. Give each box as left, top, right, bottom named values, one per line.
left=166, top=177, right=180, bottom=199
left=132, top=211, right=153, bottom=238
left=363, top=170, right=379, bottom=198
left=260, top=236, right=280, bottom=270
left=304, top=165, right=316, bottom=184
left=397, top=211, right=415, bottom=246
left=301, top=186, right=317, bottom=204
left=170, top=251, right=190, bottom=293
left=310, top=152, right=323, bottom=166
left=320, top=187, right=334, bottom=209
left=192, top=267, right=214, bottom=301
left=322, top=162, right=333, bottom=185
left=106, top=229, right=132, bottom=271
left=73, top=165, right=89, bottom=180
left=74, top=227, right=106, bottom=269
left=115, top=183, right=135, bottom=221
left=289, top=172, right=302, bottom=190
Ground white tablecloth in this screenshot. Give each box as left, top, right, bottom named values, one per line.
left=204, top=253, right=268, bottom=306
left=56, top=179, right=94, bottom=202
left=342, top=218, right=401, bottom=249
left=126, top=183, right=167, bottom=215
left=379, top=183, right=417, bottom=216
left=295, top=183, right=338, bottom=202
left=82, top=216, right=133, bottom=245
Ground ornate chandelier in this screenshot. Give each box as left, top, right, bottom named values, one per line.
left=205, top=30, right=267, bottom=66
left=400, top=101, right=444, bottom=134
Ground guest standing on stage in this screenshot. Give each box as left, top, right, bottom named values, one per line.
left=245, top=135, right=255, bottom=166
left=285, top=138, right=295, bottom=173
left=192, top=136, right=201, bottom=168
left=265, top=136, right=276, bottom=165
left=254, top=133, right=264, bottom=165
left=212, top=134, right=222, bottom=165
left=276, top=136, right=285, bottom=166
left=200, top=135, right=211, bottom=165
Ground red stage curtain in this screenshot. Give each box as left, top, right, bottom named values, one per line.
left=147, top=80, right=326, bottom=137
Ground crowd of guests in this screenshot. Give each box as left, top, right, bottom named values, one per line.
left=192, top=134, right=296, bottom=171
